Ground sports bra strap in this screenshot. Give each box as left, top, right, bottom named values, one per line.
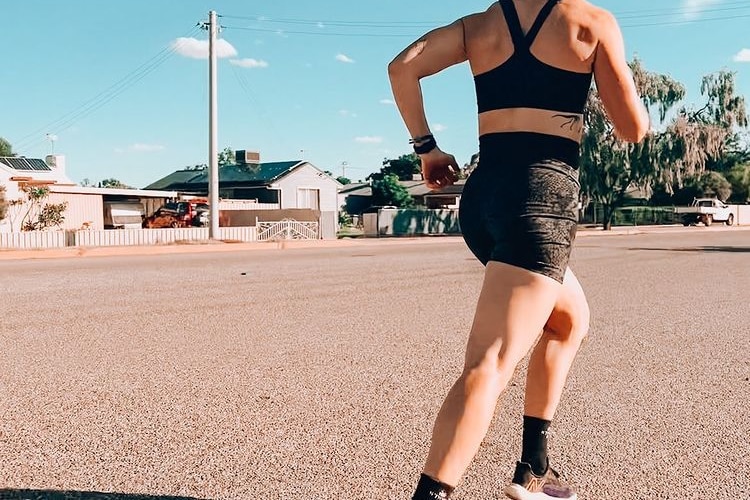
left=499, top=0, right=526, bottom=50
left=499, top=0, right=560, bottom=50
left=525, top=0, right=560, bottom=45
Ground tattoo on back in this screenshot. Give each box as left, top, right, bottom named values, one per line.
left=553, top=114, right=582, bottom=131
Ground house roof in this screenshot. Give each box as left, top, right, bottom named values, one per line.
left=0, top=156, right=52, bottom=172
left=144, top=161, right=305, bottom=190
left=341, top=179, right=466, bottom=198
left=49, top=185, right=178, bottom=198
left=340, top=182, right=371, bottom=196
left=144, top=170, right=201, bottom=190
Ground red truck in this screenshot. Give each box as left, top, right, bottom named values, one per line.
left=142, top=200, right=209, bottom=229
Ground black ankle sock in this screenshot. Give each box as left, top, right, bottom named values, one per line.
left=412, top=473, right=454, bottom=500
left=521, top=415, right=551, bottom=475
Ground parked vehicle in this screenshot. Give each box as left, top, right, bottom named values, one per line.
left=103, top=202, right=145, bottom=229
left=142, top=200, right=209, bottom=228
left=674, top=198, right=734, bottom=226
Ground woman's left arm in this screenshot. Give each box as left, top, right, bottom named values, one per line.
left=387, top=19, right=469, bottom=140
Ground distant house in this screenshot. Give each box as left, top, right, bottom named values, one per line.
left=340, top=178, right=465, bottom=215
left=146, top=151, right=342, bottom=238
left=0, top=155, right=176, bottom=232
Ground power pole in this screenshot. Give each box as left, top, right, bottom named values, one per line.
left=207, top=10, right=220, bottom=239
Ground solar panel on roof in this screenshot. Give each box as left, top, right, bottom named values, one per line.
left=0, top=157, right=52, bottom=171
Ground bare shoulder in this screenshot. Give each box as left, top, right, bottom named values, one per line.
left=562, top=0, right=619, bottom=36
left=460, top=3, right=503, bottom=41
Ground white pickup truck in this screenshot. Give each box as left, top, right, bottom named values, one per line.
left=674, top=198, right=735, bottom=226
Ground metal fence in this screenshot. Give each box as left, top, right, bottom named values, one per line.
left=257, top=219, right=319, bottom=241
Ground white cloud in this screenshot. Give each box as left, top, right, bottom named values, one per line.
left=336, top=53, right=355, bottom=64
left=172, top=37, right=237, bottom=59
left=116, top=143, right=166, bottom=154
left=355, top=136, right=383, bottom=144
left=230, top=58, right=269, bottom=68
left=339, top=109, right=358, bottom=118
left=433, top=123, right=447, bottom=132
left=379, top=98, right=396, bottom=105
left=682, top=0, right=722, bottom=20
left=733, top=48, right=750, bottom=62
left=317, top=22, right=325, bottom=28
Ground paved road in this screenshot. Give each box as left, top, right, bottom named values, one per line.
left=1, top=231, right=749, bottom=500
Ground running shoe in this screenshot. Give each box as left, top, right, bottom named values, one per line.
left=503, top=461, right=577, bottom=500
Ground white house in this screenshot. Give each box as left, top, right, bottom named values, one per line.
left=146, top=151, right=342, bottom=238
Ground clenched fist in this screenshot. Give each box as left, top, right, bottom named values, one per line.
left=420, top=148, right=460, bottom=189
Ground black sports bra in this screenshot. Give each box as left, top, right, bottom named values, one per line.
left=474, top=0, right=593, bottom=115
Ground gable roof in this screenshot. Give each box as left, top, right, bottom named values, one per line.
left=144, top=161, right=304, bottom=190
left=145, top=170, right=201, bottom=190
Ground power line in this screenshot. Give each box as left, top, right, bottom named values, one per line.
left=219, top=1, right=750, bottom=28
left=229, top=64, right=284, bottom=151
left=622, top=12, right=750, bottom=28
left=14, top=26, right=202, bottom=152
left=222, top=26, right=411, bottom=38
left=222, top=12, right=750, bottom=38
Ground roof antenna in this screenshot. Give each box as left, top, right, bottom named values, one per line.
left=46, top=133, right=58, bottom=154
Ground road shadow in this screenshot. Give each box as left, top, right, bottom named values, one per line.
left=629, top=246, right=750, bottom=253
left=0, top=490, right=209, bottom=500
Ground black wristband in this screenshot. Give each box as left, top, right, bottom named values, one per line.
left=413, top=136, right=437, bottom=155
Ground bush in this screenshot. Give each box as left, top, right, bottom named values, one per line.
left=0, top=185, right=6, bottom=221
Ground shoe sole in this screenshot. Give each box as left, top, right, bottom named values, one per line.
left=503, top=484, right=578, bottom=500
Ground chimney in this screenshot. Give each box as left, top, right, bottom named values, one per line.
left=235, top=150, right=261, bottom=166
left=45, top=155, right=66, bottom=174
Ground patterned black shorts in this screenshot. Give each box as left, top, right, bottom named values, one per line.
left=459, top=133, right=580, bottom=284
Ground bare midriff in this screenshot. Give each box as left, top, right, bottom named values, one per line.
left=478, top=108, right=583, bottom=143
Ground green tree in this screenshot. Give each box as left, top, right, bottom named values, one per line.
left=697, top=171, right=732, bottom=201
left=581, top=62, right=747, bottom=230
left=581, top=59, right=686, bottom=230
left=371, top=174, right=415, bottom=208
left=0, top=137, right=13, bottom=157
left=336, top=176, right=352, bottom=185
left=218, top=147, right=235, bottom=167
left=98, top=178, right=133, bottom=189
left=726, top=163, right=750, bottom=202
left=381, top=153, right=421, bottom=181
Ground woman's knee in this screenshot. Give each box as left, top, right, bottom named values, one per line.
left=547, top=294, right=590, bottom=343
left=461, top=353, right=520, bottom=395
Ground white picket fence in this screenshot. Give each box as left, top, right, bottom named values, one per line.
left=0, top=231, right=68, bottom=249
left=0, top=226, right=258, bottom=250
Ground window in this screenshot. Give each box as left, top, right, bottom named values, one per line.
left=297, top=188, right=320, bottom=210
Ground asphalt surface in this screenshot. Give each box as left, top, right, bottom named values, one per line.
left=1, top=230, right=749, bottom=500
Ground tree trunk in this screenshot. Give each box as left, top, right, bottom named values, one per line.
left=603, top=204, right=615, bottom=231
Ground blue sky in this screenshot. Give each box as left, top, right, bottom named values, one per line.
left=3, top=0, right=750, bottom=188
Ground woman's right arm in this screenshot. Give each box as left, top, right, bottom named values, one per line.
left=592, top=10, right=650, bottom=143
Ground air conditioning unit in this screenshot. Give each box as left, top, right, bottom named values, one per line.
left=235, top=150, right=260, bottom=165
